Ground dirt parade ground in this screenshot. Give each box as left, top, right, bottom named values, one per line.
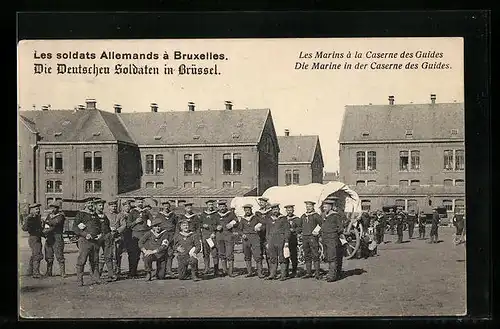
left=18, top=226, right=466, bottom=318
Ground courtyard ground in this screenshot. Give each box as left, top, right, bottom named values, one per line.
left=18, top=226, right=466, bottom=318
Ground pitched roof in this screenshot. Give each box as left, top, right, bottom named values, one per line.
left=118, top=109, right=271, bottom=145
left=354, top=185, right=465, bottom=196
left=339, top=102, right=464, bottom=143
left=277, top=135, right=320, bottom=163
left=118, top=186, right=257, bottom=198
left=19, top=109, right=134, bottom=143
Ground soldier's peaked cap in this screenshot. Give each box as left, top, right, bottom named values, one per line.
left=94, top=198, right=106, bottom=204
left=304, top=201, right=316, bottom=205
left=243, top=204, right=253, bottom=208
left=108, top=200, right=118, bottom=205
left=184, top=202, right=194, bottom=206
left=134, top=197, right=145, bottom=200
left=161, top=201, right=171, bottom=205
left=29, top=203, right=41, bottom=209
left=257, top=197, right=269, bottom=202
left=323, top=199, right=336, bottom=205
left=284, top=204, right=295, bottom=208
left=205, top=200, right=216, bottom=204
left=217, top=200, right=227, bottom=205
left=326, top=196, right=339, bottom=200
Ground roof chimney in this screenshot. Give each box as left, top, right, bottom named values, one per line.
left=114, top=104, right=122, bottom=114
left=41, top=105, right=49, bottom=111
left=77, top=104, right=85, bottom=111
left=284, top=129, right=290, bottom=136
left=188, top=102, right=195, bottom=112
left=150, top=103, right=158, bottom=112
left=85, top=98, right=96, bottom=109
left=430, top=94, right=437, bottom=104
left=224, top=101, right=233, bottom=110
left=388, top=95, right=395, bottom=105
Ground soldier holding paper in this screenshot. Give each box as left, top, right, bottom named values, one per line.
left=283, top=204, right=300, bottom=278
left=199, top=200, right=220, bottom=276
left=42, top=200, right=66, bottom=278
left=238, top=204, right=264, bottom=278
left=215, top=200, right=239, bottom=277
left=299, top=201, right=323, bottom=279
left=263, top=203, right=291, bottom=281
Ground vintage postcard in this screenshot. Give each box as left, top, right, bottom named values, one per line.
left=17, top=37, right=466, bottom=318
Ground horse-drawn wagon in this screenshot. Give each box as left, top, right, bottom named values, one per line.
left=231, top=181, right=363, bottom=261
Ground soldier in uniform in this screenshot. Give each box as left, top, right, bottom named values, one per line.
left=283, top=204, right=300, bottom=278
left=199, top=200, right=219, bottom=277
left=109, top=200, right=130, bottom=277
left=176, top=202, right=200, bottom=239
left=42, top=200, right=66, bottom=278
left=321, top=197, right=345, bottom=282
left=418, top=210, right=426, bottom=239
left=429, top=207, right=440, bottom=243
left=255, top=197, right=271, bottom=273
left=154, top=201, right=178, bottom=278
left=215, top=200, right=239, bottom=277
left=406, top=209, right=417, bottom=239
left=395, top=206, right=406, bottom=244
left=360, top=211, right=371, bottom=235
left=387, top=208, right=396, bottom=235
left=173, top=219, right=202, bottom=281
left=299, top=201, right=322, bottom=279
left=262, top=203, right=291, bottom=281
left=73, top=198, right=103, bottom=286
left=452, top=209, right=465, bottom=245
left=22, top=203, right=44, bottom=279
left=138, top=217, right=171, bottom=281
left=126, top=197, right=152, bottom=278
left=238, top=204, right=264, bottom=278
left=374, top=209, right=386, bottom=244
left=93, top=199, right=116, bottom=281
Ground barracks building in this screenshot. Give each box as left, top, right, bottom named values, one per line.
left=18, top=99, right=281, bottom=210
left=339, top=94, right=465, bottom=218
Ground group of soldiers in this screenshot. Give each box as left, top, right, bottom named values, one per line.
left=22, top=195, right=348, bottom=286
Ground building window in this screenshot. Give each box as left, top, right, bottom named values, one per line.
left=455, top=199, right=465, bottom=213
left=407, top=199, right=418, bottom=213
left=444, top=179, right=453, bottom=186
left=145, top=154, right=164, bottom=174
left=455, top=150, right=465, bottom=171
left=367, top=151, right=376, bottom=171
left=45, top=152, right=63, bottom=172
left=395, top=199, right=406, bottom=210
left=410, top=151, right=420, bottom=170
left=145, top=182, right=154, bottom=188
left=46, top=180, right=63, bottom=193
left=399, top=151, right=409, bottom=171
left=193, top=181, right=202, bottom=188
left=145, top=155, right=154, bottom=174
left=46, top=197, right=62, bottom=208
left=184, top=182, right=192, bottom=188
left=292, top=170, right=300, bottom=184
left=84, top=151, right=102, bottom=173
left=156, top=155, right=164, bottom=173
left=410, top=179, right=420, bottom=186
left=361, top=200, right=371, bottom=212
left=84, top=180, right=102, bottom=193
left=444, top=150, right=454, bottom=170
left=443, top=199, right=453, bottom=211
left=399, top=180, right=409, bottom=188
left=222, top=181, right=232, bottom=188
left=356, top=180, right=366, bottom=187
left=233, top=181, right=242, bottom=188
left=356, top=151, right=365, bottom=171
left=223, top=153, right=242, bottom=174
left=455, top=179, right=465, bottom=186
left=155, top=182, right=164, bottom=188
left=367, top=180, right=377, bottom=186
left=184, top=153, right=202, bottom=175
left=285, top=170, right=292, bottom=186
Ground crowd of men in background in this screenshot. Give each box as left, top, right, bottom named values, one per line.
left=21, top=196, right=349, bottom=286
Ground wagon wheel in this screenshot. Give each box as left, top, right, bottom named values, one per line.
left=344, top=222, right=361, bottom=259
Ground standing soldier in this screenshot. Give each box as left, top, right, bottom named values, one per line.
left=299, top=201, right=322, bottom=279
left=94, top=199, right=116, bottom=282
left=452, top=209, right=465, bottom=245
left=154, top=201, right=178, bottom=278
left=395, top=206, right=406, bottom=244
left=360, top=211, right=371, bottom=235
left=263, top=203, right=291, bottom=281
left=283, top=205, right=300, bottom=278
left=73, top=199, right=103, bottom=286
left=138, top=217, right=171, bottom=281
left=126, top=197, right=151, bottom=278
left=255, top=197, right=271, bottom=273
left=199, top=200, right=219, bottom=277
left=321, top=197, right=345, bottom=282
left=110, top=200, right=130, bottom=278
left=176, top=202, right=201, bottom=238
left=387, top=208, right=396, bottom=235
left=374, top=210, right=386, bottom=244
left=173, top=220, right=202, bottom=281
left=42, top=200, right=66, bottom=278
left=406, top=209, right=417, bottom=239
left=215, top=200, right=239, bottom=277
left=429, top=207, right=440, bottom=243
left=22, top=203, right=44, bottom=279
left=418, top=210, right=426, bottom=239
left=238, top=204, right=264, bottom=278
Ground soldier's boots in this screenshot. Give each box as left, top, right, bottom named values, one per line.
left=257, top=261, right=265, bottom=279
left=265, top=263, right=277, bottom=280
left=245, top=261, right=254, bottom=277
left=165, top=258, right=174, bottom=278
left=221, top=260, right=228, bottom=277
left=284, top=263, right=289, bottom=279
left=302, top=262, right=313, bottom=279
left=191, top=264, right=201, bottom=281
left=115, top=257, right=122, bottom=277
left=314, top=261, right=321, bottom=280
left=105, top=262, right=117, bottom=281
left=59, top=262, right=66, bottom=278
left=290, top=265, right=297, bottom=278
left=279, top=263, right=288, bottom=281
left=228, top=261, right=236, bottom=277
left=45, top=262, right=53, bottom=277
left=213, top=263, right=221, bottom=277
left=326, top=262, right=336, bottom=282
left=76, top=265, right=84, bottom=286
left=91, top=268, right=102, bottom=285
left=98, top=262, right=105, bottom=277
left=27, top=258, right=33, bottom=277
left=145, top=271, right=153, bottom=281
left=203, top=258, right=211, bottom=275
left=32, top=260, right=41, bottom=279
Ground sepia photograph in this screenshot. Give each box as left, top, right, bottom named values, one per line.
left=17, top=37, right=466, bottom=318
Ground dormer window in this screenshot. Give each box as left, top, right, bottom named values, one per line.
left=232, top=133, right=240, bottom=139
left=92, top=132, right=101, bottom=136
left=405, top=129, right=413, bottom=137
left=361, top=131, right=370, bottom=137
left=451, top=129, right=458, bottom=135
left=154, top=135, right=162, bottom=140
left=54, top=132, right=62, bottom=137
left=193, top=135, right=200, bottom=140
left=236, top=122, right=243, bottom=127
left=160, top=123, right=167, bottom=129
left=197, top=123, right=205, bottom=128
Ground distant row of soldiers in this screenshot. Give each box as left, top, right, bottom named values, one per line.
left=22, top=196, right=348, bottom=286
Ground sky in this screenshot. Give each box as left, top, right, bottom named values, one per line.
left=17, top=38, right=464, bottom=172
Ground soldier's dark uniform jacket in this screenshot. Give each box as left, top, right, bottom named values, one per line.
left=199, top=209, right=219, bottom=239
left=73, top=210, right=102, bottom=238
left=430, top=212, right=440, bottom=238
left=173, top=230, right=202, bottom=279
left=418, top=213, right=426, bottom=238
left=238, top=213, right=263, bottom=262
left=44, top=212, right=65, bottom=235
left=73, top=209, right=103, bottom=283
left=406, top=212, right=417, bottom=238
left=299, top=211, right=323, bottom=262
left=138, top=229, right=171, bottom=259
left=43, top=211, right=66, bottom=268
left=255, top=208, right=271, bottom=259
left=216, top=210, right=238, bottom=263
left=155, top=211, right=178, bottom=234
left=395, top=211, right=406, bottom=242
left=126, top=207, right=152, bottom=276
left=22, top=213, right=44, bottom=276
left=263, top=214, right=291, bottom=264
left=321, top=210, right=344, bottom=260
left=23, top=213, right=44, bottom=237
left=453, top=213, right=465, bottom=235
left=176, top=213, right=201, bottom=237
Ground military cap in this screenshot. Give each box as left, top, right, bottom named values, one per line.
left=432, top=207, right=439, bottom=210
left=145, top=205, right=152, bottom=209
left=217, top=200, right=227, bottom=205
left=326, top=196, right=339, bottom=201
left=269, top=203, right=280, bottom=208
left=284, top=204, right=295, bottom=209
left=205, top=199, right=216, bottom=204
left=48, top=200, right=61, bottom=208
left=29, top=203, right=41, bottom=209
left=161, top=201, right=171, bottom=206
left=257, top=197, right=269, bottom=202
left=94, top=198, right=106, bottom=204
left=108, top=200, right=118, bottom=206
left=323, top=199, right=336, bottom=205
left=243, top=204, right=253, bottom=208
left=150, top=217, right=163, bottom=227
left=178, top=218, right=190, bottom=225
left=304, top=200, right=316, bottom=205
left=184, top=202, right=194, bottom=206
left=121, top=199, right=132, bottom=205
left=134, top=197, right=145, bottom=201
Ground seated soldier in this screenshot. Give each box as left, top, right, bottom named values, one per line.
left=138, top=217, right=171, bottom=281
left=174, top=220, right=202, bottom=281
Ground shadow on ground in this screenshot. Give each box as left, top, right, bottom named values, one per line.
left=20, top=285, right=51, bottom=293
